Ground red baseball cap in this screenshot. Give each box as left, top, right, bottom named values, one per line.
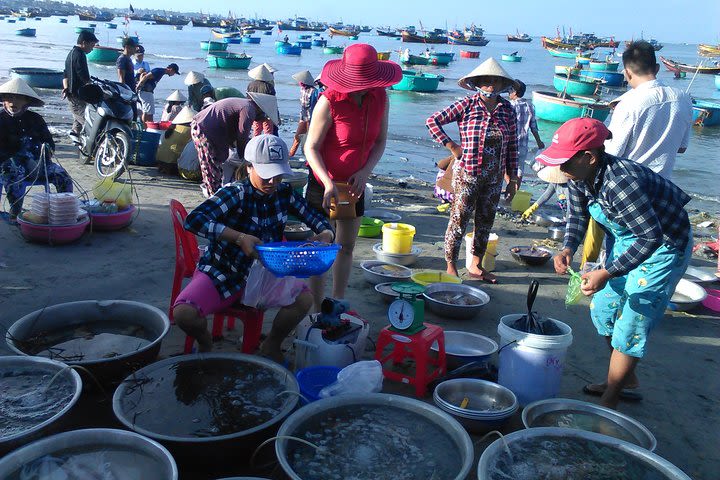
left=536, top=118, right=611, bottom=166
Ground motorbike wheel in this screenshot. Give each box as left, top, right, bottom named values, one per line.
left=94, top=129, right=131, bottom=178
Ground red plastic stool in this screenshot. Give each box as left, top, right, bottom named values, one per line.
left=182, top=305, right=264, bottom=354
left=374, top=323, right=446, bottom=397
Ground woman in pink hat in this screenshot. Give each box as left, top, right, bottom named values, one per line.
left=304, top=43, right=402, bottom=308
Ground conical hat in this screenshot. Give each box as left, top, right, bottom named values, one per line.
left=247, top=92, right=279, bottom=126
left=184, top=71, right=205, bottom=86
left=292, top=70, right=315, bottom=86
left=458, top=57, right=516, bottom=91
left=171, top=106, right=196, bottom=125
left=248, top=64, right=273, bottom=82
left=0, top=77, right=43, bottom=107
left=166, top=89, right=186, bottom=102
left=262, top=62, right=278, bottom=74
left=537, top=165, right=569, bottom=184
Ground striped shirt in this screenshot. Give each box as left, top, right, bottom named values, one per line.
left=564, top=154, right=691, bottom=276
left=510, top=97, right=539, bottom=159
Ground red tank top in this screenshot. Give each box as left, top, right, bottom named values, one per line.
left=318, top=88, right=387, bottom=182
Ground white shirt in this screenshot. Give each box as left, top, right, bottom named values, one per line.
left=605, top=79, right=693, bottom=179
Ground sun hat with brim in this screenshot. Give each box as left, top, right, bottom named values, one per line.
left=248, top=64, right=273, bottom=82
left=171, top=106, right=196, bottom=125
left=184, top=71, right=205, bottom=86
left=536, top=118, right=611, bottom=166
left=166, top=89, right=186, bottom=102
left=320, top=43, right=403, bottom=93
left=458, top=57, right=516, bottom=91
left=0, top=78, right=44, bottom=107
left=244, top=134, right=292, bottom=179
left=292, top=70, right=315, bottom=86
left=262, top=63, right=278, bottom=74
left=537, top=166, right=569, bottom=184
left=247, top=92, right=280, bottom=126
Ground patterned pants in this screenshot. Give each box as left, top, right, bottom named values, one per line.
left=191, top=122, right=222, bottom=196
left=444, top=161, right=503, bottom=263
left=1, top=157, right=73, bottom=216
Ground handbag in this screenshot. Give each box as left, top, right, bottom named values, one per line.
left=328, top=112, right=369, bottom=220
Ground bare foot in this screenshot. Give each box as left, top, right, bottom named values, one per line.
left=446, top=263, right=459, bottom=277
left=258, top=339, right=286, bottom=365
left=467, top=267, right=497, bottom=284
left=585, top=380, right=640, bottom=393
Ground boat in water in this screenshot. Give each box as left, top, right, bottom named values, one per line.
left=660, top=56, right=720, bottom=75
left=391, top=70, right=444, bottom=92
left=206, top=52, right=252, bottom=69
left=152, top=15, right=188, bottom=26
left=625, top=37, right=664, bottom=51
left=448, top=25, right=489, bottom=46
left=698, top=43, right=720, bottom=57
left=329, top=26, right=359, bottom=37
left=692, top=99, right=720, bottom=126
left=78, top=10, right=114, bottom=21
left=276, top=17, right=326, bottom=32
left=377, top=28, right=401, bottom=38
left=191, top=16, right=222, bottom=28
left=507, top=32, right=532, bottom=42
left=501, top=53, right=522, bottom=62
left=15, top=27, right=36, bottom=37
left=402, top=28, right=448, bottom=44
left=533, top=91, right=611, bottom=123
left=460, top=50, right=480, bottom=58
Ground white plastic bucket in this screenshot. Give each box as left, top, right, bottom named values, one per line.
left=497, top=314, right=573, bottom=405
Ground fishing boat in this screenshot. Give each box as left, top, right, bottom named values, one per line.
left=223, top=37, right=242, bottom=44
left=589, top=60, right=619, bottom=71
left=323, top=46, right=343, bottom=54
left=240, top=35, right=260, bottom=44
left=105, top=22, right=117, bottom=29
left=78, top=10, right=114, bottom=21
left=152, top=15, right=188, bottom=26
left=298, top=34, right=311, bottom=39
left=329, top=26, right=359, bottom=37
left=377, top=28, right=401, bottom=38
left=692, top=99, right=720, bottom=127
left=553, top=74, right=603, bottom=96
left=58, top=18, right=68, bottom=23
left=88, top=23, right=97, bottom=28
left=715, top=75, right=720, bottom=90
left=698, top=44, right=720, bottom=57
left=200, top=40, right=228, bottom=51
left=294, top=40, right=312, bottom=49
left=276, top=17, right=326, bottom=32
left=580, top=69, right=625, bottom=87
left=501, top=53, right=522, bottom=62
left=244, top=19, right=274, bottom=31
left=206, top=51, right=252, bottom=69
left=211, top=28, right=242, bottom=39
left=576, top=54, right=593, bottom=65
left=360, top=26, right=372, bottom=33
left=555, top=65, right=581, bottom=76
left=532, top=91, right=611, bottom=123
left=401, top=29, right=448, bottom=44
left=86, top=45, right=121, bottom=64
left=10, top=67, right=63, bottom=88
left=625, top=38, right=664, bottom=51
left=376, top=51, right=391, bottom=60
left=116, top=35, right=140, bottom=44
left=660, top=56, right=720, bottom=75
left=173, top=25, right=183, bottom=30
left=546, top=46, right=583, bottom=59
left=507, top=32, right=532, bottom=42
left=460, top=50, right=480, bottom=59
left=448, top=35, right=489, bottom=46
left=74, top=26, right=94, bottom=34
left=422, top=51, right=454, bottom=66
left=348, top=35, right=359, bottom=40
left=191, top=16, right=222, bottom=28
left=391, top=70, right=444, bottom=92
left=312, top=39, right=327, bottom=47
left=263, top=31, right=272, bottom=35
left=400, top=52, right=429, bottom=66
left=6, top=18, right=15, bottom=23
left=275, top=40, right=289, bottom=47
left=15, top=28, right=36, bottom=36
left=277, top=43, right=302, bottom=55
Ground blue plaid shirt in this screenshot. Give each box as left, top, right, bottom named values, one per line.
left=564, top=154, right=691, bottom=276
left=185, top=179, right=333, bottom=298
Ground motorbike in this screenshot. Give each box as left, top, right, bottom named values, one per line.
left=76, top=76, right=138, bottom=178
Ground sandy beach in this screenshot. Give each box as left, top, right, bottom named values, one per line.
left=1, top=100, right=719, bottom=479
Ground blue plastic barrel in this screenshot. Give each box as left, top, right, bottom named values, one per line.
left=130, top=130, right=161, bottom=166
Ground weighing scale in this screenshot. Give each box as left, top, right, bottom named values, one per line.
left=388, top=282, right=426, bottom=335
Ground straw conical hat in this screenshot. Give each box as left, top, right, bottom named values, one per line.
left=184, top=71, right=205, bottom=86
left=537, top=165, right=569, bottom=184
left=458, top=57, right=516, bottom=91
left=247, top=92, right=280, bottom=126
left=166, top=89, right=187, bottom=102
left=292, top=70, right=315, bottom=86
left=262, top=62, right=278, bottom=74
left=0, top=78, right=43, bottom=107
left=171, top=106, right=196, bottom=125
left=248, top=65, right=273, bottom=82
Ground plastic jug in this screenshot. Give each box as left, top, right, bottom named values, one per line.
left=510, top=190, right=532, bottom=212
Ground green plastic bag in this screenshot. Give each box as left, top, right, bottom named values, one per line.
left=565, top=267, right=583, bottom=306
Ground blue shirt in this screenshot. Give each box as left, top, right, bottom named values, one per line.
left=115, top=54, right=135, bottom=91
left=140, top=67, right=166, bottom=93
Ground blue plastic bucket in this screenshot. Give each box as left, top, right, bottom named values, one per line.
left=296, top=366, right=341, bottom=402
left=130, top=130, right=161, bottom=166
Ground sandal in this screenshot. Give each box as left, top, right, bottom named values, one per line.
left=583, top=383, right=643, bottom=402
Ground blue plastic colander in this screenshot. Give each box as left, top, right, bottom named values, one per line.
left=296, top=366, right=341, bottom=402
left=256, top=241, right=341, bottom=278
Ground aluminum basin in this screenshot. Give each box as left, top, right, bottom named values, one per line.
left=423, top=283, right=490, bottom=319
left=431, top=330, right=498, bottom=369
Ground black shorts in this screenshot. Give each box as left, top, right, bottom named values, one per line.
left=305, top=171, right=365, bottom=218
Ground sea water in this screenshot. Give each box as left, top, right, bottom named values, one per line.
left=117, top=358, right=290, bottom=438
left=0, top=369, right=74, bottom=439
left=488, top=436, right=671, bottom=480
left=531, top=410, right=639, bottom=444
left=287, top=405, right=462, bottom=480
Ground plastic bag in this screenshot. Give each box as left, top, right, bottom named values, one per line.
left=241, top=261, right=297, bottom=310
left=319, top=360, right=383, bottom=398
left=565, top=267, right=583, bottom=306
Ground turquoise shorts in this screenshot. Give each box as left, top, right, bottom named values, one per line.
left=589, top=242, right=691, bottom=358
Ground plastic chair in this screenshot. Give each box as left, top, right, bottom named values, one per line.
left=169, top=199, right=264, bottom=354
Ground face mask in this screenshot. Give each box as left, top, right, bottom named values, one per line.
left=4, top=105, right=28, bottom=117
left=475, top=88, right=499, bottom=98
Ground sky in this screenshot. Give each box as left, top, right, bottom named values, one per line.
left=87, top=0, right=719, bottom=44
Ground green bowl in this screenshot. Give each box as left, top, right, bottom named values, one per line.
left=358, top=217, right=384, bottom=238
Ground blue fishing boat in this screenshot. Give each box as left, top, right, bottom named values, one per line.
left=311, top=39, right=327, bottom=47
left=275, top=40, right=289, bottom=47
left=105, top=22, right=117, bottom=29
left=692, top=99, right=720, bottom=127
left=116, top=35, right=140, bottom=44
left=501, top=53, right=522, bottom=62
left=553, top=74, right=603, bottom=96
left=7, top=19, right=16, bottom=23
left=17, top=17, right=26, bottom=22
left=200, top=40, right=228, bottom=51
left=87, top=45, right=121, bottom=64
left=241, top=36, right=261, bottom=44
left=75, top=26, right=94, bottom=34
left=298, top=34, right=311, bottom=39
left=581, top=69, right=625, bottom=87
left=555, top=65, right=580, bottom=75
left=576, top=54, right=592, bottom=65
left=277, top=43, right=302, bottom=55
left=206, top=51, right=252, bottom=69
left=391, top=70, right=444, bottom=92
left=533, top=91, right=611, bottom=123
left=15, top=28, right=36, bottom=37
left=294, top=40, right=312, bottom=49
left=714, top=74, right=720, bottom=90
left=263, top=31, right=272, bottom=35
left=223, top=37, right=242, bottom=44
left=423, top=52, right=454, bottom=66
left=10, top=67, right=63, bottom=89
left=323, top=46, right=344, bottom=54
left=589, top=60, right=619, bottom=72
left=58, top=18, right=68, bottom=23
left=348, top=35, right=359, bottom=40
left=546, top=47, right=582, bottom=59
left=88, top=23, right=97, bottom=28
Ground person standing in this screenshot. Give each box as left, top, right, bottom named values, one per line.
left=508, top=79, right=544, bottom=188
left=304, top=43, right=402, bottom=309
left=289, top=70, right=318, bottom=157
left=247, top=64, right=278, bottom=136
left=543, top=118, right=692, bottom=409
left=62, top=30, right=98, bottom=139
left=116, top=37, right=138, bottom=91
left=133, top=45, right=150, bottom=76
left=185, top=71, right=213, bottom=112
left=135, top=63, right=180, bottom=122
left=426, top=58, right=519, bottom=284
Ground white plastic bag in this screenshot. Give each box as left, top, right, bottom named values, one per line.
left=319, top=360, right=383, bottom=398
left=241, top=261, right=297, bottom=310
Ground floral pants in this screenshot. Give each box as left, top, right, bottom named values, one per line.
left=191, top=122, right=222, bottom=197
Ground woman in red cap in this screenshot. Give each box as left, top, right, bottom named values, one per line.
left=304, top=43, right=402, bottom=308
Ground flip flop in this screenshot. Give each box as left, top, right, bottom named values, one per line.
left=467, top=272, right=498, bottom=284
left=583, top=384, right=643, bottom=402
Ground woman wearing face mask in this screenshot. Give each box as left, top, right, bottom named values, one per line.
left=426, top=58, right=519, bottom=283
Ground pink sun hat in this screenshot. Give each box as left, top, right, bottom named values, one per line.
left=320, top=43, right=402, bottom=93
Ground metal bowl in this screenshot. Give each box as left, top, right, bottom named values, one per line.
left=284, top=221, right=313, bottom=241
left=0, top=356, right=83, bottom=455
left=433, top=379, right=518, bottom=433
left=423, top=283, right=490, bottom=319
left=372, top=242, right=422, bottom=266
left=534, top=213, right=564, bottom=227
left=430, top=330, right=498, bottom=369
left=522, top=398, right=657, bottom=451
left=548, top=226, right=564, bottom=241
left=360, top=260, right=412, bottom=285
left=509, top=246, right=553, bottom=266
left=683, top=266, right=719, bottom=285
left=669, top=278, right=707, bottom=311
left=375, top=282, right=402, bottom=303
left=0, top=428, right=178, bottom=479
left=477, top=427, right=692, bottom=480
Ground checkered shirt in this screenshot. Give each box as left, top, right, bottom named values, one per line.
left=185, top=179, right=333, bottom=298
left=564, top=154, right=691, bottom=276
left=510, top=98, right=539, bottom=157
left=299, top=85, right=317, bottom=121
left=426, top=94, right=518, bottom=176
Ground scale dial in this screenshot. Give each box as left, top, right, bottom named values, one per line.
left=388, top=299, right=414, bottom=330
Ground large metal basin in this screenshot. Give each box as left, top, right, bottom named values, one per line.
left=423, top=282, right=490, bottom=319
left=276, top=393, right=474, bottom=480
left=477, top=427, right=691, bottom=480
left=0, top=356, right=82, bottom=455
left=0, top=428, right=177, bottom=479
left=522, top=398, right=656, bottom=451
left=6, top=300, right=170, bottom=384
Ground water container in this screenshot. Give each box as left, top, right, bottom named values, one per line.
left=382, top=223, right=416, bottom=254
left=130, top=130, right=161, bottom=166
left=497, top=314, right=573, bottom=405
left=465, top=232, right=498, bottom=271
left=293, top=314, right=369, bottom=370
left=510, top=190, right=532, bottom=212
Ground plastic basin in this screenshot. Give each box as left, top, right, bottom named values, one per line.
left=296, top=366, right=341, bottom=402
left=89, top=205, right=136, bottom=231
left=17, top=216, right=88, bottom=245
left=411, top=270, right=462, bottom=286
left=358, top=217, right=384, bottom=238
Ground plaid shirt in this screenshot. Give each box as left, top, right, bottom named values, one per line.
left=185, top=179, right=333, bottom=298
left=510, top=98, right=539, bottom=157
left=564, top=154, right=691, bottom=276
left=299, top=85, right=317, bottom=121
left=426, top=94, right=518, bottom=176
